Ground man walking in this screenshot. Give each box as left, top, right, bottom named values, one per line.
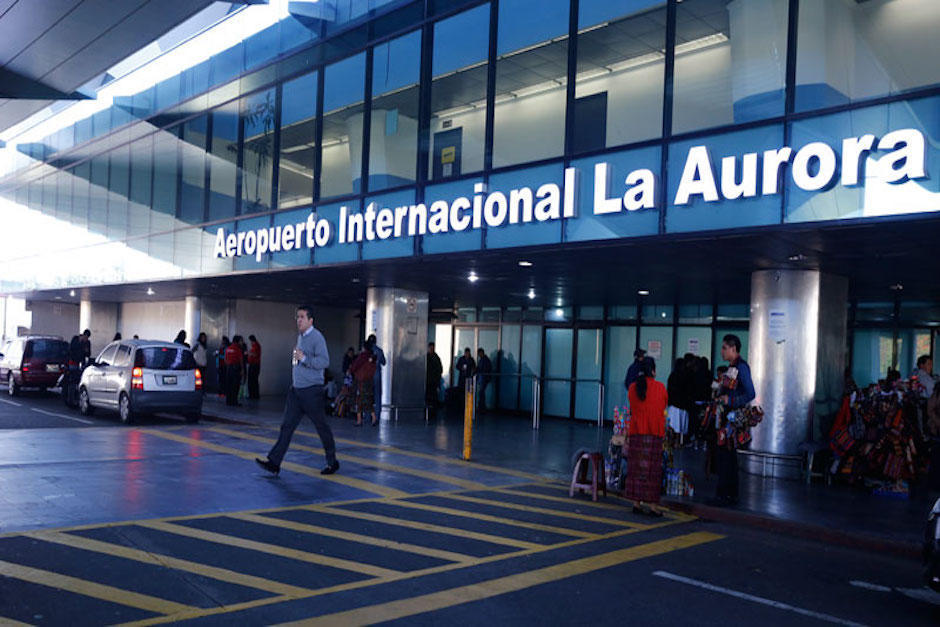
left=256, top=306, right=339, bottom=476
left=476, top=347, right=492, bottom=412
left=247, top=334, right=262, bottom=400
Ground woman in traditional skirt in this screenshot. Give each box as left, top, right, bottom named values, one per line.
left=624, top=357, right=668, bottom=516
left=349, top=346, right=377, bottom=426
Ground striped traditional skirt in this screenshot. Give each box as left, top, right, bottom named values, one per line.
left=623, top=434, right=664, bottom=504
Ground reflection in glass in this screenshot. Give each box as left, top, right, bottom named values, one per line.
left=108, top=142, right=129, bottom=240
left=278, top=72, right=317, bottom=209
left=320, top=53, right=365, bottom=199
left=241, top=88, right=276, bottom=213
left=152, top=127, right=179, bottom=232
left=208, top=102, right=239, bottom=221
left=180, top=116, right=207, bottom=224
left=370, top=30, right=421, bottom=191
left=493, top=0, right=568, bottom=167
left=796, top=0, right=940, bottom=112
left=575, top=0, right=666, bottom=152
left=128, top=136, right=152, bottom=238
left=429, top=4, right=490, bottom=180
left=673, top=0, right=788, bottom=134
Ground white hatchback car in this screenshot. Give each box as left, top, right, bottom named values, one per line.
left=78, top=339, right=203, bottom=424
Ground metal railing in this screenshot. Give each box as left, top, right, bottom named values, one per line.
left=529, top=376, right=606, bottom=430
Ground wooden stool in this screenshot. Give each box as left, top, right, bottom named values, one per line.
left=569, top=452, right=607, bottom=501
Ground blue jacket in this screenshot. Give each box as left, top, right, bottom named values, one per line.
left=724, top=358, right=755, bottom=409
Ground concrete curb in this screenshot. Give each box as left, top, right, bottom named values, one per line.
left=662, top=497, right=922, bottom=561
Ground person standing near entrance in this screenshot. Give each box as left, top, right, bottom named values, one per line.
left=256, top=306, right=338, bottom=476
left=624, top=357, right=668, bottom=516
left=624, top=348, right=646, bottom=399
left=456, top=347, right=476, bottom=393
left=426, top=342, right=443, bottom=409
left=247, top=335, right=262, bottom=399
left=192, top=332, right=208, bottom=387
left=711, top=334, right=755, bottom=506
left=367, top=334, right=386, bottom=421
left=476, top=348, right=492, bottom=412
left=224, top=336, right=244, bottom=407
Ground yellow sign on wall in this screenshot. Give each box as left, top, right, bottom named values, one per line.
left=441, top=146, right=456, bottom=164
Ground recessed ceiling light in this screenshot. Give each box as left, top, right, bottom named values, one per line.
left=518, top=260, right=533, bottom=267
left=527, top=289, right=536, bottom=300
left=468, top=272, right=479, bottom=283
left=661, top=311, right=667, bottom=318
left=146, top=287, right=155, bottom=296
left=68, top=290, right=75, bottom=297
left=638, top=289, right=650, bottom=296
left=555, top=308, right=564, bottom=317
left=889, top=283, right=904, bottom=291
left=351, top=277, right=360, bottom=283
left=788, top=253, right=806, bottom=262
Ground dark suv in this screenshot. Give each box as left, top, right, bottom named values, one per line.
left=0, top=335, right=69, bottom=396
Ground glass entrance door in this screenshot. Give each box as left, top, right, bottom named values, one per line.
left=543, top=328, right=573, bottom=417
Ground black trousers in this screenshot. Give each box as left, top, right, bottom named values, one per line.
left=225, top=367, right=241, bottom=406
left=268, top=385, right=335, bottom=467
left=247, top=363, right=260, bottom=399
left=715, top=446, right=739, bottom=500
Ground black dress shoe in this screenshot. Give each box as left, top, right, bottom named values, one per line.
left=255, top=458, right=280, bottom=475
left=320, top=461, right=340, bottom=475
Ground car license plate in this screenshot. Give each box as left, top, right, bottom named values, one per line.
left=46, top=364, right=60, bottom=372
left=162, top=375, right=177, bottom=385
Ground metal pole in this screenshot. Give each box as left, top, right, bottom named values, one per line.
left=531, top=378, right=541, bottom=430
left=463, top=376, right=474, bottom=460
left=597, top=382, right=605, bottom=429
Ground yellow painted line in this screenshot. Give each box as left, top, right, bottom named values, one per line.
left=260, top=424, right=548, bottom=482
left=491, top=487, right=643, bottom=513
left=209, top=426, right=490, bottom=491
left=285, top=531, right=724, bottom=626
left=137, top=521, right=401, bottom=579
left=0, top=617, right=33, bottom=626
left=116, top=512, right=700, bottom=626
left=228, top=513, right=475, bottom=564
left=0, top=559, right=197, bottom=615
left=374, top=499, right=597, bottom=539
left=441, top=493, right=647, bottom=529
left=306, top=505, right=541, bottom=550
left=26, top=530, right=313, bottom=597
left=140, top=428, right=409, bottom=499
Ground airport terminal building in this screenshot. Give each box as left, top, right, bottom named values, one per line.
left=1, top=0, right=939, bottom=471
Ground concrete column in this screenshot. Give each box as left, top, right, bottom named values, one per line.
left=747, top=270, right=848, bottom=478
left=365, top=287, right=429, bottom=417
left=79, top=299, right=118, bottom=356
left=184, top=296, right=201, bottom=344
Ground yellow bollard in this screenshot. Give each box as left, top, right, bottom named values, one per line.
left=463, top=378, right=474, bottom=460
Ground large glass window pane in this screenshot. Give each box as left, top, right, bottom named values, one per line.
left=429, top=4, right=490, bottom=180
left=278, top=72, right=318, bottom=210
left=574, top=328, right=602, bottom=421
left=575, top=1, right=665, bottom=153
left=241, top=88, right=276, bottom=214
left=606, top=325, right=637, bottom=412
left=676, top=326, right=712, bottom=361
left=208, top=102, right=239, bottom=221
left=321, top=53, right=366, bottom=199
left=796, top=0, right=940, bottom=113
left=519, top=324, right=542, bottom=409
left=639, top=325, right=673, bottom=383
left=544, top=328, right=573, bottom=417
left=108, top=143, right=129, bottom=240
left=673, top=0, right=788, bottom=134
left=180, top=116, right=207, bottom=224
left=128, top=136, right=152, bottom=238
left=491, top=0, right=568, bottom=167
left=478, top=328, right=499, bottom=409
left=152, top=127, right=179, bottom=229
left=71, top=163, right=89, bottom=230
left=499, top=323, right=521, bottom=410
left=852, top=329, right=893, bottom=387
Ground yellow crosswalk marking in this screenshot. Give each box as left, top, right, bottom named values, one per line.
left=0, top=616, right=33, bottom=626
left=305, top=505, right=540, bottom=550
left=260, top=424, right=548, bottom=481
left=283, top=531, right=724, bottom=626
left=209, top=426, right=490, bottom=491
left=0, top=559, right=198, bottom=615
left=25, top=530, right=313, bottom=597
left=137, top=521, right=401, bottom=579
left=381, top=499, right=598, bottom=539
left=441, top=493, right=647, bottom=528
left=227, top=513, right=475, bottom=564
left=491, top=487, right=639, bottom=512
left=140, top=428, right=408, bottom=498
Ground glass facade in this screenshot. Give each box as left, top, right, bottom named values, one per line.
left=0, top=0, right=938, bottom=306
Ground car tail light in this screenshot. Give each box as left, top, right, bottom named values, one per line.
left=194, top=369, right=203, bottom=390
left=21, top=365, right=29, bottom=372
left=132, top=367, right=143, bottom=390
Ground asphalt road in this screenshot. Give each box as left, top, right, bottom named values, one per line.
left=0, top=393, right=937, bottom=625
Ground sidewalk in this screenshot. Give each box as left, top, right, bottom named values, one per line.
left=200, top=394, right=933, bottom=559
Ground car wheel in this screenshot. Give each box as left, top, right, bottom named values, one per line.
left=185, top=411, right=201, bottom=424
left=78, top=387, right=94, bottom=415
left=119, top=393, right=134, bottom=424
left=7, top=374, right=19, bottom=397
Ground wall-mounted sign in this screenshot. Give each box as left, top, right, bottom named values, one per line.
left=214, top=128, right=928, bottom=261
left=687, top=338, right=700, bottom=355
left=647, top=340, right=662, bottom=360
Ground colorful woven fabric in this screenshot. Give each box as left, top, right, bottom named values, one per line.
left=623, top=434, right=664, bottom=504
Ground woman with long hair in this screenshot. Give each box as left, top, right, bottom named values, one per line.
left=624, top=357, right=668, bottom=516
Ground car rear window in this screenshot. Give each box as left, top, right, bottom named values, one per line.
left=134, top=347, right=197, bottom=371
left=24, top=339, right=68, bottom=361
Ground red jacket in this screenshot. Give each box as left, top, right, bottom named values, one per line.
left=628, top=378, right=668, bottom=437
left=246, top=341, right=261, bottom=366
left=224, top=343, right=243, bottom=367
left=350, top=351, right=377, bottom=382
